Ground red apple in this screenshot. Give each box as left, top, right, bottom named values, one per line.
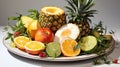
left=35, top=28, right=54, bottom=43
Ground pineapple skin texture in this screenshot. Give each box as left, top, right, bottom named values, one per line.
left=39, top=7, right=66, bottom=33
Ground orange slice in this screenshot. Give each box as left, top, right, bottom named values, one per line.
left=24, top=41, right=45, bottom=55
left=60, top=37, right=80, bottom=57
left=14, top=36, right=31, bottom=50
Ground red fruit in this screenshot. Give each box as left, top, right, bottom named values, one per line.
left=35, top=28, right=54, bottom=43
left=39, top=52, right=47, bottom=57
left=14, top=32, right=20, bottom=37
left=112, top=59, right=118, bottom=64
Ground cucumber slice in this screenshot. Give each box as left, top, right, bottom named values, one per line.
left=80, top=36, right=97, bottom=52
left=46, top=42, right=61, bottom=58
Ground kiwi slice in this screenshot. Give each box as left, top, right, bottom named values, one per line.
left=46, top=42, right=61, bottom=58
left=80, top=36, right=97, bottom=52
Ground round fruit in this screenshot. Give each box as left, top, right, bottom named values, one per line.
left=14, top=36, right=31, bottom=50
left=14, top=32, right=20, bottom=37
left=46, top=42, right=61, bottom=57
left=39, top=51, right=47, bottom=57
left=25, top=41, right=45, bottom=55
left=28, top=30, right=37, bottom=39
left=80, top=36, right=97, bottom=51
left=35, top=28, right=54, bottom=43
left=54, top=23, right=80, bottom=43
left=60, top=37, right=80, bottom=57
left=27, top=20, right=40, bottom=39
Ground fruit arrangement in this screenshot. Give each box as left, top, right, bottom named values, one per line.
left=5, top=0, right=114, bottom=58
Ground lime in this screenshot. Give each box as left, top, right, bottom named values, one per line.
left=80, top=36, right=97, bottom=52
left=46, top=42, right=61, bottom=58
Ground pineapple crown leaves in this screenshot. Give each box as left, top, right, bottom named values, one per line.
left=65, top=0, right=97, bottom=23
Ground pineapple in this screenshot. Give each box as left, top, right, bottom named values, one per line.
left=39, top=6, right=66, bottom=33
left=65, top=0, right=97, bottom=41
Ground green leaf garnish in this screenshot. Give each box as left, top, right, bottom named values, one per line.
left=109, top=30, right=114, bottom=34
left=5, top=32, right=13, bottom=40
left=28, top=9, right=39, bottom=20
left=74, top=41, right=81, bottom=50
left=93, top=59, right=101, bottom=65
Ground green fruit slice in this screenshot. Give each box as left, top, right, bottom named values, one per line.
left=46, top=42, right=61, bottom=58
left=80, top=36, right=97, bottom=52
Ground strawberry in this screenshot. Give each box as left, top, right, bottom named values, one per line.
left=14, top=32, right=20, bottom=37
left=39, top=51, right=47, bottom=57
left=112, top=59, right=118, bottom=64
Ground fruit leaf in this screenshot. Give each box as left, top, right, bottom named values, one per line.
left=74, top=41, right=80, bottom=50
left=5, top=32, right=14, bottom=42
left=28, top=9, right=39, bottom=20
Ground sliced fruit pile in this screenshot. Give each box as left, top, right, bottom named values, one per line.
left=6, top=0, right=113, bottom=58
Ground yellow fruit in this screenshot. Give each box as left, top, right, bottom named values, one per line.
left=104, top=35, right=112, bottom=40
left=27, top=20, right=40, bottom=39
left=60, top=37, right=80, bottom=57
left=24, top=41, right=45, bottom=55
left=27, top=20, right=40, bottom=30
left=93, top=31, right=100, bottom=37
left=14, top=36, right=31, bottom=50
left=21, top=16, right=34, bottom=28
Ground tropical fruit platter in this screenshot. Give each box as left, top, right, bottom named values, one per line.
left=3, top=0, right=115, bottom=61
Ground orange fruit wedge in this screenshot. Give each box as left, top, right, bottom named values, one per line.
left=14, top=36, right=31, bottom=50
left=24, top=41, right=45, bottom=55
left=27, top=20, right=40, bottom=39
left=60, top=37, right=80, bottom=57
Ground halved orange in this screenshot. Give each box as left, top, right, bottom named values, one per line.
left=14, top=36, right=31, bottom=50
left=24, top=41, right=45, bottom=55
left=60, top=37, right=80, bottom=57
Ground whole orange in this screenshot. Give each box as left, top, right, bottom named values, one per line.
left=29, top=30, right=37, bottom=39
